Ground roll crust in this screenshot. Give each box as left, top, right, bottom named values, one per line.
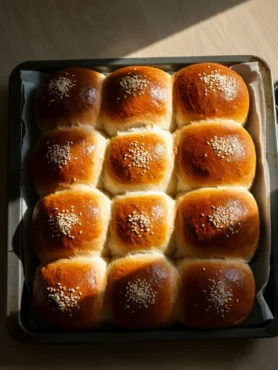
left=31, top=127, right=107, bottom=195
left=109, top=192, right=175, bottom=256
left=33, top=257, right=107, bottom=330
left=103, top=129, right=174, bottom=194
left=35, top=67, right=104, bottom=132
left=175, top=187, right=260, bottom=261
left=178, top=259, right=255, bottom=329
left=101, top=66, right=173, bottom=135
left=32, top=186, right=111, bottom=263
left=106, top=253, right=179, bottom=329
left=175, top=122, right=256, bottom=191
left=173, top=63, right=249, bottom=126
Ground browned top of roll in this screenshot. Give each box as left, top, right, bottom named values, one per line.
left=33, top=257, right=106, bottom=330
left=105, top=131, right=169, bottom=185
left=176, top=122, right=256, bottom=188
left=101, top=66, right=170, bottom=123
left=176, top=188, right=260, bottom=260
left=32, top=187, right=109, bottom=262
left=35, top=67, right=104, bottom=132
left=32, top=127, right=104, bottom=195
left=107, top=254, right=177, bottom=329
left=111, top=193, right=169, bottom=250
left=178, top=259, right=255, bottom=329
left=173, top=63, right=249, bottom=125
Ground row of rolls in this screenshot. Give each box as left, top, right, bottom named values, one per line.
left=35, top=63, right=250, bottom=136
left=31, top=62, right=259, bottom=331
left=32, top=123, right=256, bottom=196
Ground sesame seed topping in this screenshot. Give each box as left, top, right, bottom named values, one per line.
left=47, top=284, right=82, bottom=316
left=127, top=210, right=153, bottom=238
left=207, top=136, right=235, bottom=159
left=48, top=208, right=80, bottom=238
left=206, top=279, right=233, bottom=315
left=207, top=206, right=240, bottom=235
left=123, top=141, right=152, bottom=171
left=119, top=74, right=150, bottom=98
left=199, top=71, right=237, bottom=99
left=45, top=141, right=73, bottom=167
left=122, top=279, right=157, bottom=310
left=47, top=77, right=75, bottom=103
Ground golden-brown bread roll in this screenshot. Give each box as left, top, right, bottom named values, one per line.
left=109, top=192, right=175, bottom=256
left=103, top=129, right=175, bottom=195
left=175, top=187, right=260, bottom=261
left=173, top=63, right=249, bottom=127
left=32, top=186, right=111, bottom=263
left=101, top=66, right=173, bottom=136
left=33, top=257, right=107, bottom=330
left=178, top=259, right=255, bottom=329
left=106, top=253, right=179, bottom=329
left=35, top=67, right=105, bottom=132
left=31, top=127, right=107, bottom=196
left=175, top=122, right=256, bottom=191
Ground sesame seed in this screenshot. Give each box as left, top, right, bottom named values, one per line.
left=119, top=74, right=150, bottom=97
left=127, top=210, right=153, bottom=238
left=199, top=71, right=237, bottom=99
left=73, top=178, right=76, bottom=182
left=123, top=141, right=153, bottom=171
left=207, top=205, right=240, bottom=234
left=48, top=208, right=79, bottom=238
left=206, top=279, right=233, bottom=315
left=207, top=136, right=235, bottom=159
left=202, top=268, right=206, bottom=271
left=47, top=284, right=82, bottom=316
left=47, top=77, right=75, bottom=103
left=122, top=279, right=157, bottom=311
left=45, top=141, right=72, bottom=167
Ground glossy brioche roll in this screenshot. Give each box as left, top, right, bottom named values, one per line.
left=175, top=122, right=256, bottom=191
left=178, top=259, right=255, bottom=329
left=32, top=186, right=111, bottom=263
left=106, top=253, right=179, bottom=329
left=175, top=187, right=260, bottom=261
left=31, top=127, right=107, bottom=196
left=109, top=192, right=175, bottom=256
left=103, top=129, right=175, bottom=195
left=173, top=63, right=249, bottom=127
left=35, top=67, right=104, bottom=132
left=101, top=66, right=173, bottom=136
left=33, top=257, right=107, bottom=330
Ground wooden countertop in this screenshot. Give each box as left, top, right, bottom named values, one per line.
left=1, top=0, right=278, bottom=369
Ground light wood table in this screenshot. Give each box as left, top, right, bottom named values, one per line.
left=1, top=0, right=278, bottom=368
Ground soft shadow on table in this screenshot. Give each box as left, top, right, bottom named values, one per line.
left=0, top=0, right=248, bottom=61
left=0, top=334, right=262, bottom=369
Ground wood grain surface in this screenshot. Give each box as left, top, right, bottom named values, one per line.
left=1, top=0, right=278, bottom=369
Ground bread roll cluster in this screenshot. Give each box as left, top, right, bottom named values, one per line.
left=31, top=64, right=258, bottom=331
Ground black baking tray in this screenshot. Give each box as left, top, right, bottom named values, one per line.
left=6, top=56, right=278, bottom=343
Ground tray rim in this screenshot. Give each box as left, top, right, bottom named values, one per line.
left=6, top=55, right=278, bottom=343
